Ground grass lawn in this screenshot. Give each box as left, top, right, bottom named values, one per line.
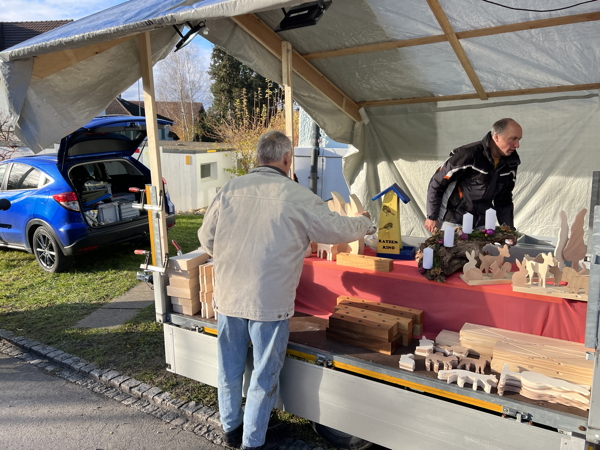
left=0, top=214, right=332, bottom=448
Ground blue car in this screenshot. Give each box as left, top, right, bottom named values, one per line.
left=0, top=116, right=176, bottom=273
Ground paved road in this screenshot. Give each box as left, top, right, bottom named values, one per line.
left=0, top=353, right=224, bottom=450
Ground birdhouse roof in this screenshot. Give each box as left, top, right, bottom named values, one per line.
left=372, top=183, right=410, bottom=203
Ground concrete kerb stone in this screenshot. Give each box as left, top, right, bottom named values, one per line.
left=0, top=330, right=317, bottom=448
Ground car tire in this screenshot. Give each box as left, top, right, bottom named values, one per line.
left=310, top=422, right=373, bottom=450
left=32, top=227, right=73, bottom=273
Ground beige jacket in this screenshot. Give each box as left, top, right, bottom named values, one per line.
left=198, top=166, right=373, bottom=321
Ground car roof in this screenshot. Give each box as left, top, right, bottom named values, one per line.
left=82, top=115, right=172, bottom=130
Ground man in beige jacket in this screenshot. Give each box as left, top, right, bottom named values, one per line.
left=198, top=131, right=374, bottom=449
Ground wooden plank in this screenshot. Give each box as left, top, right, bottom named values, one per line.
left=139, top=32, right=169, bottom=256
left=329, top=311, right=399, bottom=341
left=459, top=273, right=513, bottom=285
left=336, top=295, right=424, bottom=327
left=460, top=323, right=591, bottom=357
left=172, top=301, right=201, bottom=316
left=456, top=11, right=600, bottom=40
left=166, top=265, right=199, bottom=279
left=169, top=248, right=210, bottom=271
left=426, top=0, right=487, bottom=100
left=435, top=330, right=461, bottom=347
left=356, top=83, right=600, bottom=108
left=166, top=285, right=200, bottom=300
left=492, top=340, right=593, bottom=386
left=326, top=327, right=399, bottom=355
left=301, top=34, right=447, bottom=60
left=301, top=12, right=600, bottom=61
left=168, top=275, right=199, bottom=289
left=32, top=35, right=135, bottom=80
left=512, top=285, right=588, bottom=302
left=282, top=40, right=295, bottom=177
left=170, top=294, right=200, bottom=306
left=336, top=253, right=394, bottom=272
left=231, top=14, right=361, bottom=123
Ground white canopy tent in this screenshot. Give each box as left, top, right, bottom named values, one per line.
left=1, top=0, right=599, bottom=240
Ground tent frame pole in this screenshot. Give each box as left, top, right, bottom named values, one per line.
left=282, top=41, right=294, bottom=177
left=138, top=32, right=169, bottom=322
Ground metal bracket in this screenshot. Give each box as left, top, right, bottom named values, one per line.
left=315, top=354, right=333, bottom=368
left=139, top=253, right=169, bottom=274
left=502, top=406, right=532, bottom=423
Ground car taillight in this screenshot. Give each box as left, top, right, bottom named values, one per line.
left=52, top=192, right=80, bottom=212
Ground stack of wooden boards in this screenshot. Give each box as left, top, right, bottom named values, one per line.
left=166, top=248, right=215, bottom=318
left=326, top=295, right=423, bottom=354
left=459, top=323, right=592, bottom=386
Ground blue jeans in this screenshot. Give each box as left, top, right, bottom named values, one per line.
left=217, top=315, right=290, bottom=448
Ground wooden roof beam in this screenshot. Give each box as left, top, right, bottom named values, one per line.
left=302, top=11, right=600, bottom=61
left=426, top=0, right=487, bottom=100
left=356, top=83, right=600, bottom=108
left=231, top=14, right=362, bottom=123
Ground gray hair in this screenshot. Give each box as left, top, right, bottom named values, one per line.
left=257, top=131, right=292, bottom=164
left=491, top=118, right=517, bottom=136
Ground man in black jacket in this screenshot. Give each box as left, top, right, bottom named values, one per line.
left=424, top=118, right=522, bottom=233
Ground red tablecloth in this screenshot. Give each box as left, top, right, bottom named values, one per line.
left=295, top=253, right=587, bottom=343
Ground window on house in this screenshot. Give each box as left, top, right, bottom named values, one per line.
left=201, top=163, right=217, bottom=180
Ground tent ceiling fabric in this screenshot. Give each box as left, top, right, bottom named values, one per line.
left=0, top=0, right=599, bottom=237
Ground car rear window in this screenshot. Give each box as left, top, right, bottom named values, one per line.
left=7, top=163, right=42, bottom=190
left=68, top=132, right=136, bottom=156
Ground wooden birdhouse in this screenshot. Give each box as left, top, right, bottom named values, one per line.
left=372, top=183, right=411, bottom=259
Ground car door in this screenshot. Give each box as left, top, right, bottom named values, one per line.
left=0, top=162, right=44, bottom=246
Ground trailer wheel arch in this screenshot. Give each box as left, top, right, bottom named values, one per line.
left=310, top=422, right=373, bottom=449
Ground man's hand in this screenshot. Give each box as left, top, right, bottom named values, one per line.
left=355, top=211, right=371, bottom=220
left=424, top=218, right=439, bottom=233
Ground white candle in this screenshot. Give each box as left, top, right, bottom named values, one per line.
left=444, top=226, right=454, bottom=248
left=462, top=213, right=473, bottom=234
left=423, top=247, right=434, bottom=269
left=485, top=208, right=496, bottom=230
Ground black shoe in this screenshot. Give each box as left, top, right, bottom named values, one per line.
left=241, top=423, right=287, bottom=450
left=223, top=423, right=243, bottom=448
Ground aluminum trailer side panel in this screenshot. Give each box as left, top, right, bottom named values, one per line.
left=164, top=323, right=563, bottom=450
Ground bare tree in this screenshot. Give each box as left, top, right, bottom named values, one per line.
left=0, top=113, right=18, bottom=161
left=155, top=44, right=212, bottom=141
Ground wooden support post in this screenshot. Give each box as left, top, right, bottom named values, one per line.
left=138, top=32, right=169, bottom=254
left=282, top=41, right=294, bottom=178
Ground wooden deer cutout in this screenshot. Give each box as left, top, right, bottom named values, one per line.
left=526, top=252, right=554, bottom=288
left=438, top=370, right=498, bottom=394
left=425, top=353, right=458, bottom=373
left=490, top=261, right=512, bottom=279
left=479, top=244, right=510, bottom=274
left=562, top=209, right=587, bottom=271
left=457, top=356, right=490, bottom=374
left=345, top=194, right=365, bottom=255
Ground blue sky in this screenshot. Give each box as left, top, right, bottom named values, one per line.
left=1, top=0, right=214, bottom=100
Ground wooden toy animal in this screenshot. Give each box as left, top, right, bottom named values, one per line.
left=457, top=356, right=490, bottom=374
left=562, top=266, right=590, bottom=295
left=479, top=244, right=510, bottom=274
left=463, top=250, right=479, bottom=274
left=512, top=258, right=528, bottom=287
left=425, top=353, right=458, bottom=373
left=526, top=252, right=554, bottom=288
left=490, top=261, right=512, bottom=279
left=438, top=370, right=498, bottom=394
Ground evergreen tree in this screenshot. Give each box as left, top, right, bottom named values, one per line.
left=208, top=47, right=281, bottom=123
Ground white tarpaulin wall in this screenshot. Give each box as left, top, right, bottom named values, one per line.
left=0, top=0, right=599, bottom=238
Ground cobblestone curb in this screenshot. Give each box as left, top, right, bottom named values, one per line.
left=0, top=329, right=318, bottom=450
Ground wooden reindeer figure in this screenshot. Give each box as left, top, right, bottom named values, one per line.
left=526, top=252, right=554, bottom=288
left=457, top=356, right=490, bottom=374
left=479, top=244, right=510, bottom=274
left=425, top=353, right=458, bottom=373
